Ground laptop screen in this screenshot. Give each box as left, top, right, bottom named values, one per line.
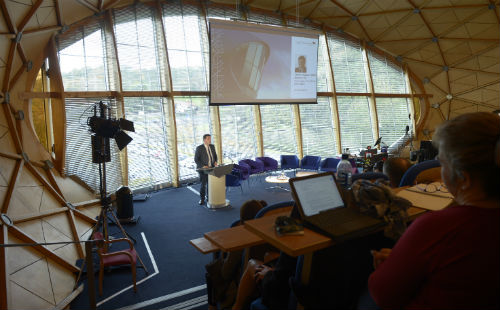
left=293, top=174, right=344, bottom=216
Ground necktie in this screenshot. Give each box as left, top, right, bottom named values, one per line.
left=207, top=145, right=213, bottom=167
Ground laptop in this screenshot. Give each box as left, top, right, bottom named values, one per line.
left=289, top=172, right=386, bottom=242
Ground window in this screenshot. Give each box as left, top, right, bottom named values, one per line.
left=260, top=104, right=297, bottom=160
left=124, top=97, right=173, bottom=190
left=368, top=51, right=408, bottom=94
left=65, top=98, right=123, bottom=192
left=327, top=33, right=368, bottom=93
left=58, top=21, right=110, bottom=91
left=175, top=96, right=212, bottom=181
left=114, top=5, right=166, bottom=91
left=163, top=2, right=208, bottom=91
left=219, top=105, right=258, bottom=162
left=31, top=62, right=53, bottom=154
left=337, top=96, right=374, bottom=152
left=300, top=98, right=337, bottom=157
left=376, top=98, right=410, bottom=146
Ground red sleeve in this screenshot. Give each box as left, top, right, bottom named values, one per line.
left=368, top=214, right=437, bottom=309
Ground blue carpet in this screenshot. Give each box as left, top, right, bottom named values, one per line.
left=71, top=173, right=293, bottom=309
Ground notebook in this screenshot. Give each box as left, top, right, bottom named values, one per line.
left=289, top=172, right=386, bottom=241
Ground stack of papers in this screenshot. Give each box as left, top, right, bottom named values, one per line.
left=396, top=184, right=454, bottom=211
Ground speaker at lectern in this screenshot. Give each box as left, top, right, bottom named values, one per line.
left=199, top=164, right=234, bottom=209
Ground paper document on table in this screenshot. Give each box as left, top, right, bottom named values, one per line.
left=397, top=186, right=453, bottom=211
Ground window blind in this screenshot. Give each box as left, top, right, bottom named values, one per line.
left=376, top=98, right=410, bottom=146
left=162, top=2, right=209, bottom=91
left=219, top=105, right=258, bottom=162
left=337, top=96, right=374, bottom=152
left=175, top=96, right=213, bottom=181
left=260, top=104, right=297, bottom=160
left=327, top=33, right=369, bottom=93
left=65, top=97, right=123, bottom=192
left=124, top=97, right=173, bottom=190
left=368, top=50, right=407, bottom=94
left=113, top=4, right=165, bottom=91
left=57, top=19, right=110, bottom=91
left=317, top=35, right=332, bottom=92
left=300, top=97, right=337, bottom=157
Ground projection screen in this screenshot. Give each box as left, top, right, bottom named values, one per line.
left=209, top=19, right=319, bottom=105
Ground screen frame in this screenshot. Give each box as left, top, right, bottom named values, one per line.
left=289, top=171, right=346, bottom=219
left=208, top=18, right=320, bottom=106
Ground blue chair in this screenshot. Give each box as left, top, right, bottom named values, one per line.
left=280, top=155, right=300, bottom=171
left=351, top=172, right=389, bottom=183
left=240, top=159, right=265, bottom=175
left=300, top=155, right=321, bottom=170
left=320, top=157, right=340, bottom=173
left=399, top=159, right=440, bottom=187
left=256, top=156, right=278, bottom=172
left=226, top=174, right=243, bottom=192
left=232, top=163, right=250, bottom=184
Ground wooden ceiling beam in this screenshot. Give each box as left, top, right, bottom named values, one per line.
left=422, top=4, right=490, bottom=10
left=489, top=0, right=500, bottom=23
left=0, top=224, right=10, bottom=310
left=67, top=210, right=84, bottom=258
left=75, top=0, right=99, bottom=13
left=452, top=79, right=500, bottom=97
left=17, top=0, right=44, bottom=33
left=98, top=0, right=104, bottom=11
left=24, top=162, right=67, bottom=206
left=359, top=8, right=411, bottom=17
left=8, top=225, right=80, bottom=273
left=0, top=0, right=17, bottom=33
left=23, top=26, right=62, bottom=37
left=282, top=0, right=316, bottom=13
left=2, top=40, right=17, bottom=92
left=11, top=208, right=67, bottom=224
left=401, top=6, right=490, bottom=57
left=452, top=97, right=499, bottom=109
left=103, top=0, right=122, bottom=11
left=330, top=0, right=372, bottom=41
left=8, top=62, right=26, bottom=92
left=54, top=0, right=63, bottom=26
left=305, top=0, right=322, bottom=20
left=1, top=159, right=23, bottom=214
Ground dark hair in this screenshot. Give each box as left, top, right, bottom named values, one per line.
left=383, top=157, right=412, bottom=187
left=240, top=200, right=267, bottom=223
left=203, top=134, right=211, bottom=140
left=433, top=112, right=500, bottom=198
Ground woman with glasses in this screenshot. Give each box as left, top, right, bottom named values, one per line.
left=368, top=112, right=500, bottom=309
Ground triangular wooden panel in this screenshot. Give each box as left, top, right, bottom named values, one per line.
left=16, top=220, right=45, bottom=244
left=10, top=258, right=56, bottom=306
left=423, top=8, right=459, bottom=24
left=431, top=71, right=450, bottom=92
left=478, top=55, right=500, bottom=71
left=77, top=204, right=102, bottom=219
left=47, top=261, right=76, bottom=305
left=9, top=281, right=54, bottom=310
left=74, top=214, right=95, bottom=238
left=39, top=187, right=63, bottom=212
left=449, top=69, right=475, bottom=83
left=42, top=213, right=73, bottom=240
left=7, top=186, right=44, bottom=218
left=7, top=235, right=44, bottom=277
left=339, top=0, right=367, bottom=13
left=55, top=174, right=96, bottom=203
left=378, top=40, right=429, bottom=57
left=4, top=0, right=32, bottom=28
left=27, top=4, right=57, bottom=29
left=17, top=165, right=42, bottom=187
left=40, top=220, right=72, bottom=251
left=0, top=156, right=16, bottom=186
left=52, top=243, right=79, bottom=268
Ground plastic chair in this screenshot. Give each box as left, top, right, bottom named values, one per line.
left=399, top=159, right=441, bottom=187
left=280, top=155, right=300, bottom=171
left=351, top=172, right=389, bottom=183
left=320, top=158, right=340, bottom=173
left=300, top=155, right=321, bottom=170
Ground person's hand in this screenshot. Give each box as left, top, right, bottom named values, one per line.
left=371, top=248, right=392, bottom=269
left=214, top=162, right=218, bottom=167
left=203, top=165, right=209, bottom=168
left=254, top=264, right=273, bottom=284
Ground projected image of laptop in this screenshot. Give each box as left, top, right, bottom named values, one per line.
left=289, top=172, right=385, bottom=241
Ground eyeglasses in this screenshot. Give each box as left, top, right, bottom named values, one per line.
left=416, top=182, right=448, bottom=193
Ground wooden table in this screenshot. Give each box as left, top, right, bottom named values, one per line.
left=244, top=212, right=333, bottom=285
left=189, top=237, right=219, bottom=254
left=204, top=225, right=264, bottom=252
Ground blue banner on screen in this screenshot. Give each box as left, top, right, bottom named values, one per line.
left=209, top=19, right=319, bottom=105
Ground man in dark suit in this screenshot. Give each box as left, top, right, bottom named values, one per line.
left=194, top=134, right=218, bottom=205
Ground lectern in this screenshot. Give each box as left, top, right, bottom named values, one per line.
left=200, top=164, right=234, bottom=209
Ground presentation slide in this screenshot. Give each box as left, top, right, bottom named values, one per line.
left=210, top=19, right=319, bottom=105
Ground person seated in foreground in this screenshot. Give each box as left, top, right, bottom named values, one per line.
left=206, top=200, right=267, bottom=310
left=369, top=112, right=500, bottom=309
left=382, top=157, right=412, bottom=187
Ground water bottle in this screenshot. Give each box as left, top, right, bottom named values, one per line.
left=336, top=154, right=352, bottom=187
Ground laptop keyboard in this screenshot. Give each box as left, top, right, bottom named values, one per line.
left=309, top=208, right=360, bottom=227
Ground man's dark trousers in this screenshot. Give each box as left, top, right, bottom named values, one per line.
left=199, top=171, right=208, bottom=201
